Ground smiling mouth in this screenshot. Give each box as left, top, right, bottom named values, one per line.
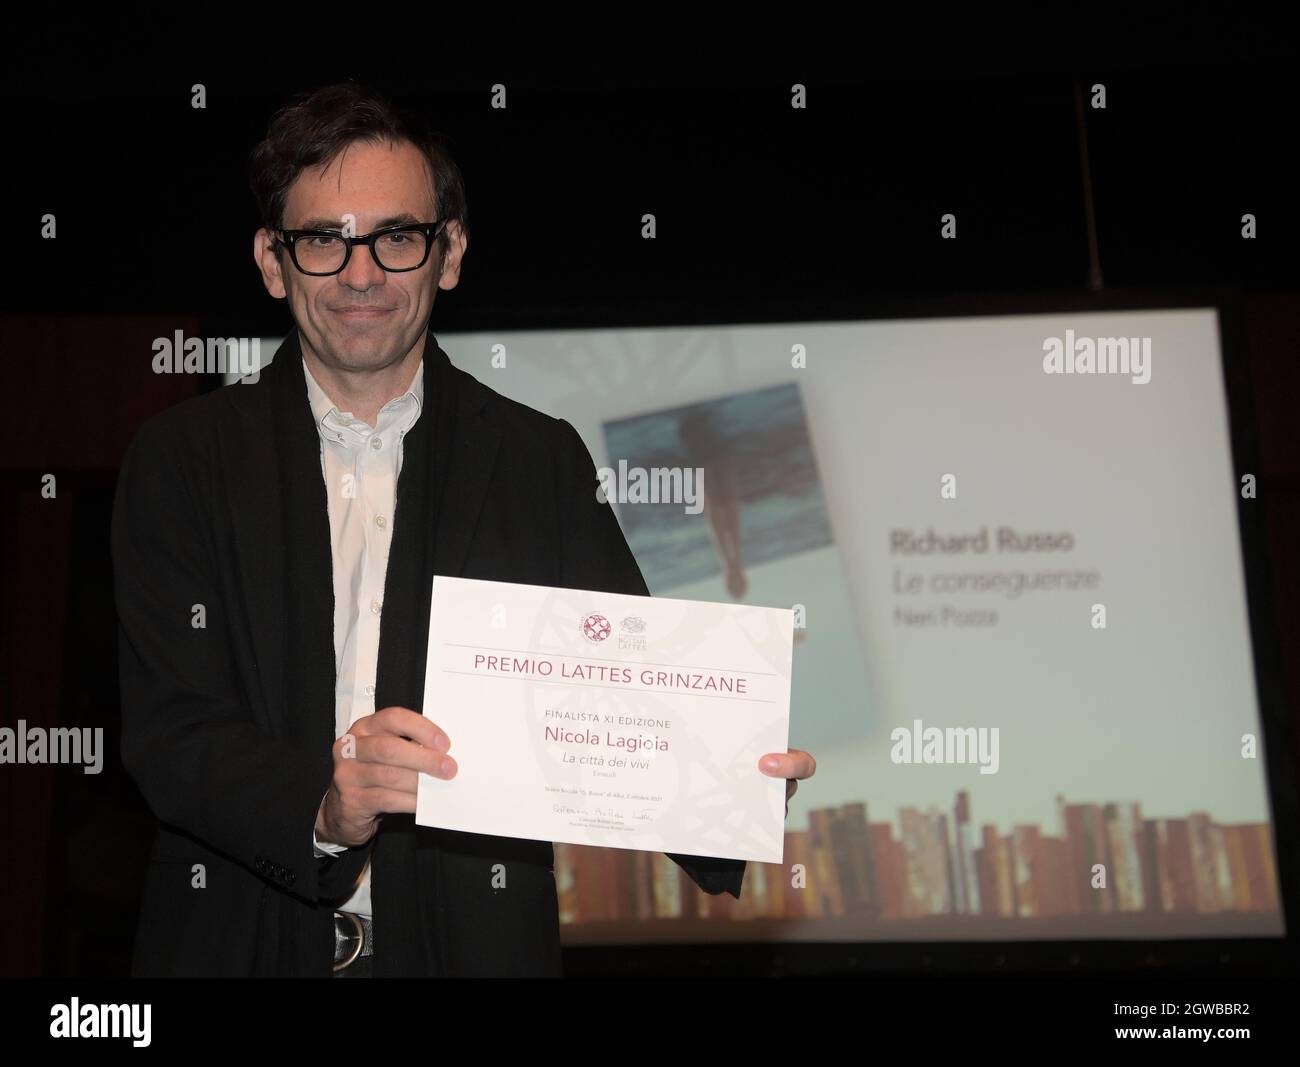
left=332, top=307, right=394, bottom=317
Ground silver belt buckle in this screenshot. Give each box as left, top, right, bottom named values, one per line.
left=333, top=911, right=367, bottom=972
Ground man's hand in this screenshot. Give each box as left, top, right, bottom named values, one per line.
left=758, top=749, right=816, bottom=817
left=315, top=706, right=457, bottom=848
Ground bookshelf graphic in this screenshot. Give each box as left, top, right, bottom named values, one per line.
left=556, top=790, right=1283, bottom=942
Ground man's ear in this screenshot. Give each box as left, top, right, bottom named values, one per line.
left=254, top=227, right=287, bottom=299
left=437, top=220, right=468, bottom=291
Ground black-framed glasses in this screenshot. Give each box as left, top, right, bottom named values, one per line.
left=273, top=220, right=446, bottom=276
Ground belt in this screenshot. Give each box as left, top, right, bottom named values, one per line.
left=332, top=911, right=374, bottom=972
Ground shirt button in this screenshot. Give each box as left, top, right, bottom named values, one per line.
left=370, top=600, right=382, bottom=614
left=365, top=684, right=375, bottom=697
left=375, top=515, right=387, bottom=529
left=371, top=436, right=383, bottom=451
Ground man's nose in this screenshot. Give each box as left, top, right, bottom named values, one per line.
left=338, top=241, right=387, bottom=289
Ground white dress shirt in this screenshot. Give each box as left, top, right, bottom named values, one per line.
left=303, top=354, right=424, bottom=917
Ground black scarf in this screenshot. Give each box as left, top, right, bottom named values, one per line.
left=267, top=324, right=500, bottom=975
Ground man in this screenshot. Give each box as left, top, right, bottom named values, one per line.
left=111, top=82, right=815, bottom=977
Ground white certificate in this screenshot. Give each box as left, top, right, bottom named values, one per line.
left=415, top=575, right=793, bottom=863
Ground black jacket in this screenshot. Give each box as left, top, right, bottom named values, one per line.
left=111, top=326, right=746, bottom=976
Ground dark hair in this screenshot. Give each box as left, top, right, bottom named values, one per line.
left=248, top=81, right=468, bottom=266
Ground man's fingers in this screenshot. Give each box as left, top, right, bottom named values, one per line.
left=361, top=755, right=458, bottom=792
left=327, top=785, right=419, bottom=835
left=351, top=762, right=419, bottom=794
left=360, top=786, right=418, bottom=816
left=323, top=713, right=458, bottom=843
left=758, top=749, right=816, bottom=781
left=365, top=706, right=450, bottom=752
left=347, top=734, right=457, bottom=780
left=788, top=748, right=815, bottom=779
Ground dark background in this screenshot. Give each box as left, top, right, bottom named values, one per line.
left=2, top=19, right=1299, bottom=977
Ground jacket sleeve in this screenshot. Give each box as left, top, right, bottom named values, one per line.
left=553, top=417, right=746, bottom=900
left=111, top=417, right=371, bottom=904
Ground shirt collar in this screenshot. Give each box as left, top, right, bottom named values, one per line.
left=302, top=355, right=424, bottom=443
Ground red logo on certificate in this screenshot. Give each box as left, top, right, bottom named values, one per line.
left=580, top=613, right=612, bottom=642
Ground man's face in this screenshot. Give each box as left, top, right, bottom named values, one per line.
left=253, top=138, right=466, bottom=374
